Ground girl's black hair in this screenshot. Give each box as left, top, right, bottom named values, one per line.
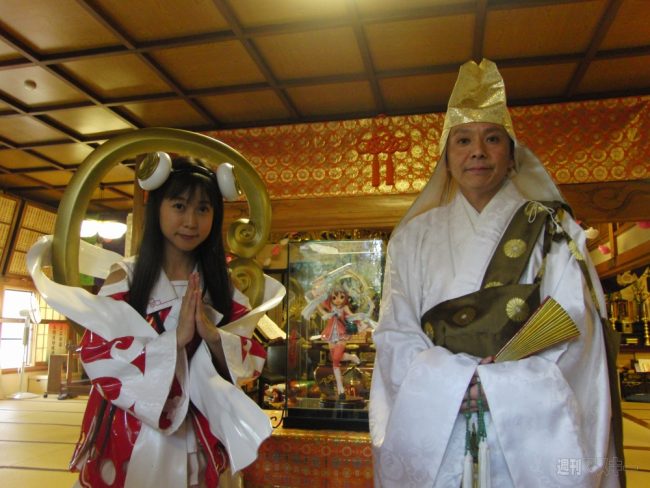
left=128, top=156, right=232, bottom=323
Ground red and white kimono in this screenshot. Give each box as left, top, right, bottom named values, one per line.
left=27, top=237, right=285, bottom=488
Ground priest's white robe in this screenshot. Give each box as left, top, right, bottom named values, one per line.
left=369, top=181, right=619, bottom=487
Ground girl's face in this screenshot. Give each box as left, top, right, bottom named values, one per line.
left=331, top=290, right=347, bottom=307
left=159, top=187, right=214, bottom=256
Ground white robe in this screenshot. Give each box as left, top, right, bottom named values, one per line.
left=369, top=181, right=619, bottom=488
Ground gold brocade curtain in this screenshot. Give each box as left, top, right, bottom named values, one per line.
left=205, top=95, right=650, bottom=199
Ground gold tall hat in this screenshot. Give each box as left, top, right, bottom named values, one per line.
left=438, top=59, right=516, bottom=155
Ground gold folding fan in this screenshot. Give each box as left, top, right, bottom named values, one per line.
left=495, top=297, right=580, bottom=362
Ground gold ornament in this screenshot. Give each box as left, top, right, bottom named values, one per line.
left=484, top=281, right=503, bottom=288
left=504, top=239, right=527, bottom=259
left=423, top=321, right=435, bottom=341
left=135, top=152, right=159, bottom=179
left=568, top=241, right=585, bottom=261
left=506, top=297, right=529, bottom=322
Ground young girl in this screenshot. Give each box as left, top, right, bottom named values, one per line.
left=27, top=155, right=285, bottom=488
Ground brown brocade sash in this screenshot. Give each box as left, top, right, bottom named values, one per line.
left=420, top=201, right=565, bottom=358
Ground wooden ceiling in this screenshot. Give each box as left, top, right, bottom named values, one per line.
left=0, top=0, right=648, bottom=214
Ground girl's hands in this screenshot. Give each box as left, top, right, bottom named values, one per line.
left=178, top=273, right=229, bottom=377
left=460, top=356, right=494, bottom=413
left=176, top=272, right=199, bottom=348
left=177, top=272, right=222, bottom=348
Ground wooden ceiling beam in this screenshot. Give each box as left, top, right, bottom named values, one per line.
left=566, top=0, right=624, bottom=97
left=346, top=0, right=385, bottom=113
left=472, top=0, right=488, bottom=62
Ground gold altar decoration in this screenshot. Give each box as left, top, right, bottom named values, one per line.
left=205, top=95, right=650, bottom=199
left=52, top=128, right=271, bottom=334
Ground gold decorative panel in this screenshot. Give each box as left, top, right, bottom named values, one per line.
left=206, top=95, right=650, bottom=200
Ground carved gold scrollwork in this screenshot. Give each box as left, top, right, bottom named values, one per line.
left=52, top=128, right=271, bottom=327
left=228, top=257, right=265, bottom=309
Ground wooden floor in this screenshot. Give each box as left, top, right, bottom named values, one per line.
left=0, top=396, right=649, bottom=487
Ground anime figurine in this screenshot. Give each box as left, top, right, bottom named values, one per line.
left=316, top=283, right=362, bottom=398
left=302, top=267, right=375, bottom=400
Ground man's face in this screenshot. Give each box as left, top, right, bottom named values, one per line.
left=446, top=122, right=514, bottom=211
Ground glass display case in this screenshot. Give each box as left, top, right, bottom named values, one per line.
left=283, top=239, right=385, bottom=430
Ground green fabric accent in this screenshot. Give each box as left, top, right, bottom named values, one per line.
left=420, top=201, right=559, bottom=357
left=421, top=283, right=540, bottom=357
left=481, top=202, right=559, bottom=288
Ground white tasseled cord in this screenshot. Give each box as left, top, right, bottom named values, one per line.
left=462, top=450, right=474, bottom=488
left=478, top=437, right=490, bottom=488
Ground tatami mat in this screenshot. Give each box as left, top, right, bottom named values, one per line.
left=0, top=396, right=648, bottom=487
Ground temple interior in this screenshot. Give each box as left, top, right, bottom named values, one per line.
left=0, top=1, right=649, bottom=487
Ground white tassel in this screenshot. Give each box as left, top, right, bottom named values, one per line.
left=462, top=452, right=474, bottom=488
left=478, top=438, right=490, bottom=488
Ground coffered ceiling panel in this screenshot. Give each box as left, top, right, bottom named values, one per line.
left=0, top=149, right=50, bottom=169
left=231, top=0, right=349, bottom=26
left=0, top=116, right=67, bottom=144
left=122, top=99, right=212, bottom=128
left=199, top=91, right=291, bottom=123
left=45, top=106, right=134, bottom=136
left=484, top=2, right=607, bottom=59
left=0, top=0, right=118, bottom=53
left=366, top=15, right=475, bottom=70
left=499, top=63, right=578, bottom=100
left=380, top=72, right=462, bottom=112
left=256, top=27, right=364, bottom=79
left=60, top=54, right=172, bottom=99
left=0, top=66, right=87, bottom=107
left=95, top=0, right=230, bottom=41
left=578, top=55, right=650, bottom=94
left=25, top=169, right=74, bottom=187
left=287, top=81, right=376, bottom=117
left=151, top=41, right=267, bottom=89
left=0, top=0, right=646, bottom=213
left=31, top=143, right=95, bottom=166
left=600, top=0, right=650, bottom=49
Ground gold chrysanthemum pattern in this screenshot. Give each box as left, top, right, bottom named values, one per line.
left=568, top=241, right=585, bottom=261
left=423, top=322, right=434, bottom=341
left=452, top=307, right=476, bottom=326
left=504, top=239, right=527, bottom=259
left=506, top=297, right=529, bottom=322
left=484, top=281, right=502, bottom=288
